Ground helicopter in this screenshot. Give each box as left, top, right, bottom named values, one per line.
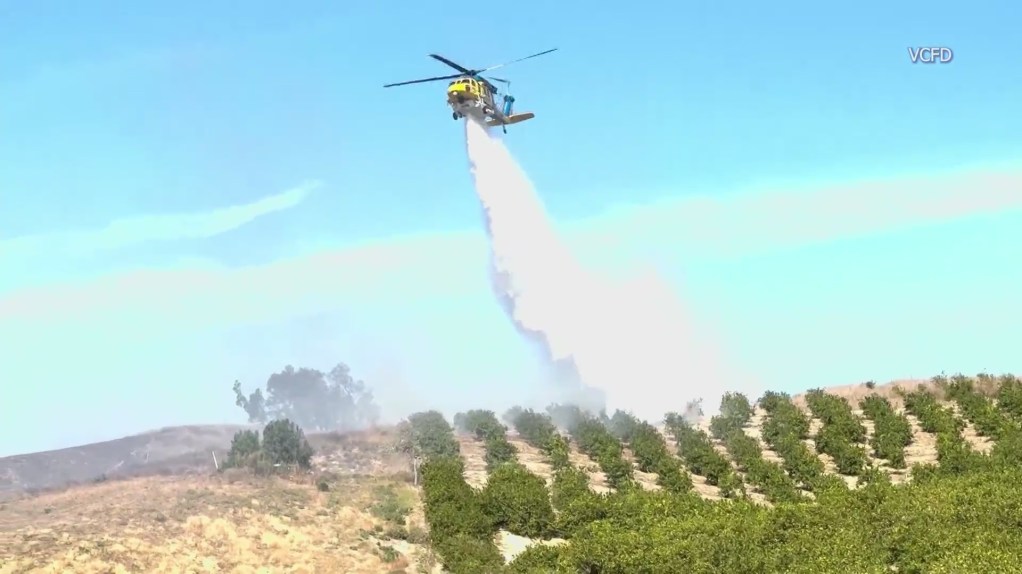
left=383, top=48, right=557, bottom=133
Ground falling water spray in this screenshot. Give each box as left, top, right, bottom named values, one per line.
left=463, top=117, right=728, bottom=421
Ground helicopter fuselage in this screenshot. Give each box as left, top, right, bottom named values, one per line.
left=446, top=77, right=502, bottom=121
left=383, top=48, right=555, bottom=131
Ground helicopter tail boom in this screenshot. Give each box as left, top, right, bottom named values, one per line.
left=486, top=112, right=534, bottom=127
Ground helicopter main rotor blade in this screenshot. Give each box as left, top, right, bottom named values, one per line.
left=428, top=54, right=477, bottom=75
left=480, top=48, right=557, bottom=73
left=486, top=76, right=511, bottom=84
left=383, top=73, right=463, bottom=88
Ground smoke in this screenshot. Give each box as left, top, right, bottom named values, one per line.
left=463, top=118, right=731, bottom=422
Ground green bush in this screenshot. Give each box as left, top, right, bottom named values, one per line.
left=543, top=433, right=572, bottom=470
left=546, top=403, right=588, bottom=432
left=757, top=392, right=828, bottom=488
left=903, top=387, right=964, bottom=435
left=420, top=456, right=493, bottom=543
left=225, top=420, right=314, bottom=472
left=860, top=394, right=912, bottom=468
left=261, top=418, right=314, bottom=469
left=502, top=405, right=525, bottom=427
left=664, top=412, right=743, bottom=497
left=508, top=408, right=571, bottom=469
left=406, top=410, right=460, bottom=460
left=454, top=409, right=507, bottom=441
left=505, top=543, right=564, bottom=573
left=431, top=533, right=505, bottom=574
left=609, top=410, right=693, bottom=494
left=414, top=379, right=1022, bottom=573
left=368, top=484, right=413, bottom=526
left=568, top=415, right=634, bottom=489
left=551, top=465, right=592, bottom=511
left=722, top=430, right=803, bottom=503
left=995, top=374, right=1022, bottom=420
left=483, top=434, right=519, bottom=471
left=710, top=392, right=754, bottom=439
left=226, top=429, right=260, bottom=468
left=548, top=464, right=1022, bottom=573
left=901, top=386, right=984, bottom=476
left=944, top=374, right=1016, bottom=440
left=511, top=409, right=558, bottom=447
left=481, top=462, right=555, bottom=538
left=553, top=489, right=610, bottom=539
left=804, top=389, right=869, bottom=476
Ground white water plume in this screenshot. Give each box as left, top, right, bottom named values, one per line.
left=463, top=118, right=728, bottom=421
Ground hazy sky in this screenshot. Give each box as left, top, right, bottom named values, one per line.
left=2, top=1, right=1020, bottom=456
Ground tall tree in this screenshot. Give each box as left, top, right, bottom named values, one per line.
left=232, top=362, right=380, bottom=432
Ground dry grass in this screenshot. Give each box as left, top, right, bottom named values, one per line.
left=0, top=472, right=429, bottom=574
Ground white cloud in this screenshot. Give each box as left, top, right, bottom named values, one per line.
left=0, top=180, right=319, bottom=260
left=1, top=166, right=1020, bottom=332
left=566, top=165, right=1022, bottom=261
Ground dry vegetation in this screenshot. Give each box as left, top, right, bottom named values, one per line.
left=0, top=470, right=443, bottom=573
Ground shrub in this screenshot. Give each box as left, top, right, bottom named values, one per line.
left=606, top=410, right=637, bottom=440
left=664, top=412, right=743, bottom=497
left=369, top=484, right=414, bottom=526
left=226, top=429, right=260, bottom=468
left=406, top=410, right=460, bottom=460
left=511, top=409, right=558, bottom=447
left=420, top=456, right=493, bottom=543
left=431, top=533, right=505, bottom=574
left=508, top=408, right=571, bottom=469
left=995, top=374, right=1022, bottom=420
left=551, top=465, right=592, bottom=511
left=945, top=374, right=1016, bottom=440
left=568, top=415, right=635, bottom=489
left=481, top=463, right=555, bottom=538
left=722, top=430, right=803, bottom=504
left=607, top=411, right=693, bottom=493
left=505, top=543, right=564, bottom=573
left=710, top=392, right=753, bottom=439
left=483, top=435, right=518, bottom=471
left=543, top=433, right=572, bottom=470
left=860, top=394, right=912, bottom=468
left=757, top=393, right=824, bottom=489
left=454, top=409, right=506, bottom=441
left=804, top=389, right=868, bottom=477
left=903, top=387, right=964, bottom=435
left=225, top=420, right=314, bottom=472
left=546, top=403, right=588, bottom=432
left=502, top=405, right=525, bottom=427
left=553, top=489, right=609, bottom=539
left=261, top=418, right=314, bottom=469
left=554, top=463, right=1022, bottom=574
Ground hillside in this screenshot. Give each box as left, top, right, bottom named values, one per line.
left=2, top=373, right=1021, bottom=573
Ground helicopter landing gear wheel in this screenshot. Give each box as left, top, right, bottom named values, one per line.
left=452, top=112, right=459, bottom=120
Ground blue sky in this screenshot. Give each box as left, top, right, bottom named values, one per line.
left=1, top=1, right=1020, bottom=456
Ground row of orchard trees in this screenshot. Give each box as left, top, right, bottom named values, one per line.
left=398, top=374, right=1022, bottom=573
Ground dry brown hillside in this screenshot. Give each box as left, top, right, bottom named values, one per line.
left=0, top=376, right=1012, bottom=572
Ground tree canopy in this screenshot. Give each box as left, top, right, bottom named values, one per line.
left=232, top=362, right=380, bottom=432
